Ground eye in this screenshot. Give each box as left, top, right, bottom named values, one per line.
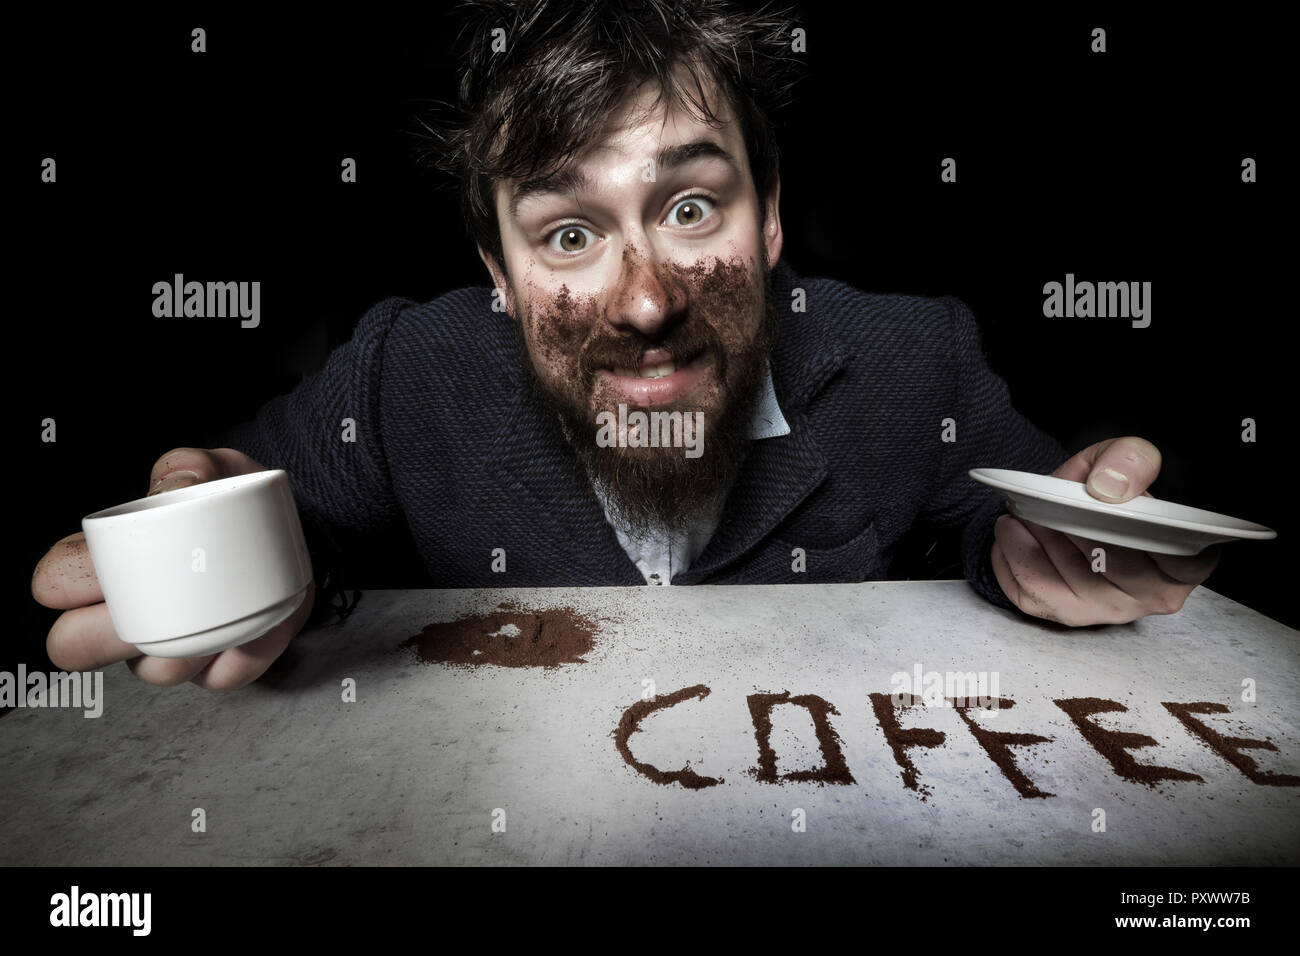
left=548, top=224, right=597, bottom=254
left=664, top=196, right=714, bottom=227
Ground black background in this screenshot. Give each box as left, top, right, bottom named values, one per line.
left=11, top=4, right=1293, bottom=688
left=5, top=864, right=1285, bottom=940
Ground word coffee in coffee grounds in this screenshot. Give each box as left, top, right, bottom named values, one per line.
left=1162, top=701, right=1300, bottom=787
left=950, top=697, right=1055, bottom=799
left=402, top=602, right=599, bottom=669
left=747, top=691, right=855, bottom=785
left=1054, top=697, right=1202, bottom=787
left=614, top=684, right=722, bottom=790
left=605, top=683, right=1295, bottom=797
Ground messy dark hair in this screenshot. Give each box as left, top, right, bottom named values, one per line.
left=418, top=0, right=805, bottom=273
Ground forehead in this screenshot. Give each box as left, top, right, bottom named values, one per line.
left=594, top=77, right=746, bottom=164
left=499, top=75, right=751, bottom=213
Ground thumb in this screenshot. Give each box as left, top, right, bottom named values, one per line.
left=1052, top=436, right=1162, bottom=503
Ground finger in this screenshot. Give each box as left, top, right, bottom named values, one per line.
left=189, top=629, right=295, bottom=693
left=1015, top=519, right=1094, bottom=597
left=147, top=447, right=224, bottom=496
left=992, top=516, right=1076, bottom=624
left=1015, top=519, right=1144, bottom=623
left=191, top=581, right=315, bottom=692
left=1149, top=545, right=1221, bottom=586
left=32, top=532, right=103, bottom=609
left=126, top=654, right=217, bottom=686
left=1059, top=531, right=1203, bottom=615
left=990, top=535, right=1023, bottom=609
left=1061, top=529, right=1217, bottom=592
left=46, top=602, right=141, bottom=670
left=1060, top=530, right=1197, bottom=585
left=1059, top=531, right=1180, bottom=594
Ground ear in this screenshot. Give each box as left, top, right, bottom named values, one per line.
left=477, top=244, right=516, bottom=318
left=760, top=173, right=783, bottom=270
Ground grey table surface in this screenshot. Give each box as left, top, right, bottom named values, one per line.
left=2, top=581, right=1297, bottom=865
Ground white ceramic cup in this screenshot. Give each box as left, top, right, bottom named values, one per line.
left=82, top=470, right=313, bottom=659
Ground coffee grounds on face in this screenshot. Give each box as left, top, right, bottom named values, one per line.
left=950, top=697, right=1054, bottom=799
left=1055, top=697, right=1202, bottom=787
left=613, top=684, right=722, bottom=789
left=1163, top=701, right=1300, bottom=787
left=402, top=601, right=599, bottom=669
left=747, top=691, right=855, bottom=785
left=868, top=692, right=945, bottom=800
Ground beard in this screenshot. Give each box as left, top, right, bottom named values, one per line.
left=513, top=254, right=779, bottom=537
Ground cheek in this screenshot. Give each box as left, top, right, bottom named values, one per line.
left=671, top=258, right=764, bottom=343
left=529, top=314, right=586, bottom=358
left=521, top=286, right=598, bottom=380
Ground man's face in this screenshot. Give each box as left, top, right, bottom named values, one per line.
left=481, top=76, right=783, bottom=533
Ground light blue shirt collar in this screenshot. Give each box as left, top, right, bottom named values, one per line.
left=748, top=361, right=791, bottom=440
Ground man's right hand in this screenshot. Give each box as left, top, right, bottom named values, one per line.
left=30, top=447, right=316, bottom=692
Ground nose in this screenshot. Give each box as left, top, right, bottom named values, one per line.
left=608, top=244, right=684, bottom=339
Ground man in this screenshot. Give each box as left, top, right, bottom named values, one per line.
left=31, top=0, right=1218, bottom=691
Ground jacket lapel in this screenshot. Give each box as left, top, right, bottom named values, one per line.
left=482, top=315, right=645, bottom=584
left=674, top=260, right=845, bottom=582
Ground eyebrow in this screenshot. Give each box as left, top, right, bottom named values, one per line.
left=509, top=167, right=590, bottom=220
left=656, top=139, right=735, bottom=171
left=507, top=138, right=737, bottom=220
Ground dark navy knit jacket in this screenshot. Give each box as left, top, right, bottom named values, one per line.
left=219, top=260, right=1067, bottom=617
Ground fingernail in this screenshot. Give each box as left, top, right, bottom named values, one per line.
left=149, top=470, right=200, bottom=496
left=1088, top=467, right=1129, bottom=499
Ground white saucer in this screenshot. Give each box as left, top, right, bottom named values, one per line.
left=969, top=468, right=1276, bottom=555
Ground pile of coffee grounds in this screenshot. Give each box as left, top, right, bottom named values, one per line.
left=402, top=601, right=599, bottom=670
left=950, top=697, right=1054, bottom=799
left=1055, top=697, right=1202, bottom=787
left=1163, top=701, right=1300, bottom=787
left=747, top=691, right=855, bottom=785
left=614, top=684, right=722, bottom=790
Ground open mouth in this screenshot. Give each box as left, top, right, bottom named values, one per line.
left=596, top=347, right=711, bottom=406
left=606, top=347, right=703, bottom=380
left=611, top=358, right=678, bottom=379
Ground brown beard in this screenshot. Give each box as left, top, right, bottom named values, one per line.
left=513, top=254, right=778, bottom=537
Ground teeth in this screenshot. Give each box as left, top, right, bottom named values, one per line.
left=613, top=360, right=677, bottom=380
left=640, top=361, right=676, bottom=379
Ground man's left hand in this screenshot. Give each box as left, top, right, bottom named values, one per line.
left=990, top=436, right=1220, bottom=626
